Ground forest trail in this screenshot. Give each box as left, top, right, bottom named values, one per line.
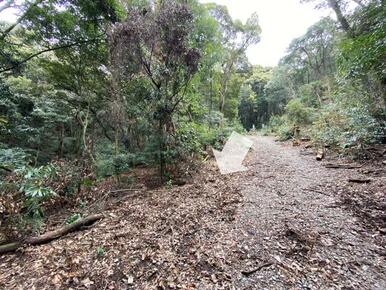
left=1, top=135, right=385, bottom=289
left=233, top=135, right=385, bottom=289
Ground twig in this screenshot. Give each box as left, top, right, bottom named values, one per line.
left=348, top=178, right=371, bottom=183
left=109, top=188, right=141, bottom=194
left=241, top=261, right=274, bottom=276
left=302, top=187, right=330, bottom=196
left=325, top=163, right=362, bottom=169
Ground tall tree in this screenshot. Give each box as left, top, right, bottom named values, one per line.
left=206, top=4, right=261, bottom=113
left=109, top=1, right=201, bottom=181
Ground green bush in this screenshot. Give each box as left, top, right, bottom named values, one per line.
left=0, top=146, right=30, bottom=174
left=312, top=103, right=383, bottom=149
left=285, top=99, right=313, bottom=126
left=277, top=123, right=294, bottom=141
left=267, top=115, right=285, bottom=132
left=265, top=115, right=293, bottom=140
left=95, top=153, right=134, bottom=179
left=14, top=164, right=57, bottom=233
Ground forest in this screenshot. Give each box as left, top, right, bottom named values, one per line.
left=0, top=0, right=385, bottom=289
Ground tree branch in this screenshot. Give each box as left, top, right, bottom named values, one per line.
left=0, top=37, right=103, bottom=74
left=0, top=0, right=44, bottom=41
left=0, top=0, right=15, bottom=14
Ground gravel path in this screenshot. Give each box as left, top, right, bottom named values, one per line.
left=232, top=135, right=385, bottom=289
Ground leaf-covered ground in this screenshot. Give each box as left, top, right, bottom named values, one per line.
left=0, top=135, right=385, bottom=289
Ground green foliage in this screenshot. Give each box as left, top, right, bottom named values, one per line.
left=298, top=81, right=327, bottom=108
left=0, top=147, right=30, bottom=172
left=285, top=99, right=313, bottom=126
left=337, top=2, right=386, bottom=83
left=16, top=165, right=57, bottom=198
left=8, top=164, right=57, bottom=232
left=96, top=246, right=106, bottom=257
left=266, top=115, right=293, bottom=141
left=312, top=103, right=384, bottom=149
left=66, top=213, right=82, bottom=224
left=95, top=153, right=134, bottom=179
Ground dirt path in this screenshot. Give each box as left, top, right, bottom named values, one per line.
left=0, top=135, right=385, bottom=289
left=232, top=135, right=385, bottom=289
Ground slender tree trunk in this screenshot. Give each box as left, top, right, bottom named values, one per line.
left=58, top=123, right=64, bottom=158
left=328, top=0, right=352, bottom=36
left=219, top=53, right=236, bottom=113
left=209, top=74, right=213, bottom=129
left=159, top=119, right=165, bottom=184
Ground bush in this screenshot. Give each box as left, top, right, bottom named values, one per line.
left=312, top=103, right=383, bottom=150
left=0, top=164, right=58, bottom=237
left=0, top=146, right=30, bottom=174
left=276, top=123, right=294, bottom=141
left=266, top=115, right=293, bottom=141
left=285, top=99, right=313, bottom=126
left=95, top=153, right=134, bottom=179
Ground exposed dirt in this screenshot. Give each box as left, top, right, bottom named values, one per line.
left=0, top=135, right=385, bottom=289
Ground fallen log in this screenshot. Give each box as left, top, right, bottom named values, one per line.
left=0, top=214, right=103, bottom=254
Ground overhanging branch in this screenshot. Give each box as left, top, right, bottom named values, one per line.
left=0, top=37, right=104, bottom=74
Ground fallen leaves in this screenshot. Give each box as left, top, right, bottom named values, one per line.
left=0, top=160, right=242, bottom=289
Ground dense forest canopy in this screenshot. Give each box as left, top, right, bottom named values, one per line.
left=0, top=0, right=385, bottom=238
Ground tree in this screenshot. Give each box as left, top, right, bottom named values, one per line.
left=109, top=1, right=201, bottom=181
left=282, top=17, right=337, bottom=84
left=301, top=0, right=353, bottom=35
left=206, top=4, right=261, bottom=113
left=238, top=65, right=272, bottom=129
left=0, top=0, right=121, bottom=73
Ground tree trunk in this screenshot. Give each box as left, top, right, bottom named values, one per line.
left=219, top=53, right=237, bottom=113
left=58, top=123, right=65, bottom=158
left=159, top=119, right=165, bottom=183
left=328, top=0, right=353, bottom=36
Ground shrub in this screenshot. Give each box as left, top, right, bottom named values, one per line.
left=16, top=165, right=57, bottom=229
left=285, top=99, right=313, bottom=126
left=95, top=153, right=134, bottom=179
left=312, top=103, right=383, bottom=150
left=276, top=123, right=294, bottom=141
left=266, top=115, right=293, bottom=141
left=0, top=146, right=30, bottom=174
left=0, top=164, right=58, bottom=237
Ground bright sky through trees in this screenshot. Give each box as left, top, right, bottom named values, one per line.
left=200, top=0, right=331, bottom=66
left=1, top=0, right=330, bottom=66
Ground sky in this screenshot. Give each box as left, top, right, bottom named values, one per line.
left=0, top=0, right=332, bottom=67
left=201, top=0, right=332, bottom=66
